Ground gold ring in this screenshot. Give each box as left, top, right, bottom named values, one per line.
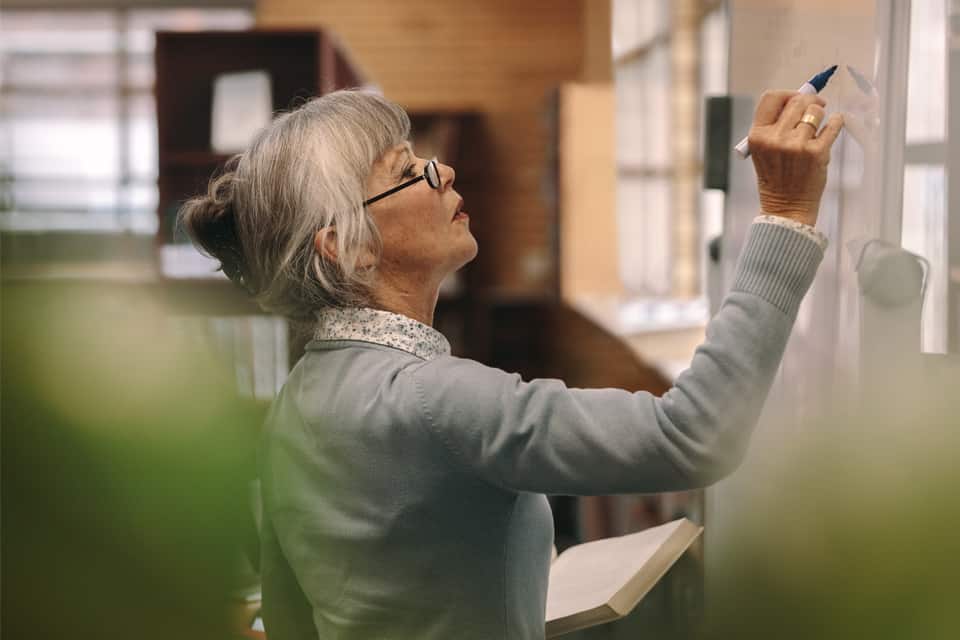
left=797, top=113, right=822, bottom=130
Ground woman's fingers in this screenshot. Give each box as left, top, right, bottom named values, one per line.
left=775, top=93, right=827, bottom=135
left=753, top=90, right=799, bottom=126
left=792, top=104, right=826, bottom=142
left=812, top=112, right=845, bottom=154
left=747, top=89, right=843, bottom=227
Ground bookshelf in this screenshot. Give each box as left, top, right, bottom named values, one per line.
left=155, top=29, right=365, bottom=245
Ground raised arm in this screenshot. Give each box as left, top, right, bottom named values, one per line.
left=405, top=89, right=843, bottom=496
left=407, top=219, right=822, bottom=495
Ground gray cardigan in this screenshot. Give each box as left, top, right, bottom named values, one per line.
left=259, top=218, right=825, bottom=640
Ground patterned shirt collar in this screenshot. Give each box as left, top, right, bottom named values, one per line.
left=313, top=307, right=451, bottom=360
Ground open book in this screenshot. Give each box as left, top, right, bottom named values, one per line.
left=544, top=518, right=703, bottom=638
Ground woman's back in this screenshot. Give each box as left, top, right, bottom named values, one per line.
left=260, top=337, right=554, bottom=640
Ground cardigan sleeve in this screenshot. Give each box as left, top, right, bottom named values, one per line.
left=403, top=219, right=825, bottom=495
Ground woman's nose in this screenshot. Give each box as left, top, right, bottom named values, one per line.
left=439, top=162, right=456, bottom=190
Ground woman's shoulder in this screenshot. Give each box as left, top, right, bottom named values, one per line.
left=401, top=353, right=521, bottom=388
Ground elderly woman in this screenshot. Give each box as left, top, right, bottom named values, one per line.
left=179, top=89, right=842, bottom=639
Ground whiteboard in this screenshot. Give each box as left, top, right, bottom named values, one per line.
left=705, top=0, right=925, bottom=568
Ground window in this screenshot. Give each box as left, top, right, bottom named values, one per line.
left=612, top=0, right=728, bottom=299
left=0, top=6, right=253, bottom=233
left=901, top=0, right=949, bottom=353
left=0, top=5, right=286, bottom=403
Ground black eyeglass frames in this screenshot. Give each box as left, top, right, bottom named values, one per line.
left=363, top=158, right=441, bottom=207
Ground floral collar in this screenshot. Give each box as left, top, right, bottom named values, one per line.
left=313, top=307, right=451, bottom=360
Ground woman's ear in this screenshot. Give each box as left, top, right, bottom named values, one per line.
left=314, top=227, right=339, bottom=263
left=314, top=226, right=378, bottom=269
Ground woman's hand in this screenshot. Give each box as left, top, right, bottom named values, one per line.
left=747, top=90, right=845, bottom=227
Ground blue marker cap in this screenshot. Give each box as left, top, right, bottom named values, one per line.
left=809, top=65, right=838, bottom=92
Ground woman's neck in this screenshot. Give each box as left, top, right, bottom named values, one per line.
left=371, top=273, right=441, bottom=327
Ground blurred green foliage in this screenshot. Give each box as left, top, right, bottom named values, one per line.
left=2, top=281, right=264, bottom=639
left=706, top=392, right=960, bottom=639
left=5, top=282, right=956, bottom=640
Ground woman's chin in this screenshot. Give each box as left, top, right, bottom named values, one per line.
left=450, top=238, right=479, bottom=271
left=463, top=237, right=479, bottom=263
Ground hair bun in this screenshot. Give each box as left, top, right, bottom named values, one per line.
left=176, top=156, right=251, bottom=291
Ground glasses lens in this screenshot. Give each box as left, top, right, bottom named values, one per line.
left=426, top=160, right=440, bottom=189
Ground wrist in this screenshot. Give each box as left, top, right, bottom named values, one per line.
left=758, top=197, right=819, bottom=227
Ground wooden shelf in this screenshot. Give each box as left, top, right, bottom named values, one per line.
left=155, top=29, right=364, bottom=244
left=161, top=151, right=234, bottom=168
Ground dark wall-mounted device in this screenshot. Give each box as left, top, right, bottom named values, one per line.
left=703, top=96, right=734, bottom=192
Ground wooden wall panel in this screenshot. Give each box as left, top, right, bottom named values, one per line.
left=257, top=0, right=590, bottom=294
left=559, top=83, right=620, bottom=299
left=582, top=0, right=613, bottom=83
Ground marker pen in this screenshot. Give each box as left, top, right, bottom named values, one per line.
left=734, top=64, right=838, bottom=158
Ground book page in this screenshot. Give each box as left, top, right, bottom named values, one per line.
left=545, top=519, right=690, bottom=622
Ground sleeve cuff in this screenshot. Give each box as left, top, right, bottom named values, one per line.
left=731, top=217, right=826, bottom=317
left=754, top=214, right=828, bottom=251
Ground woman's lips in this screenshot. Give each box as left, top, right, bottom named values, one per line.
left=452, top=197, right=466, bottom=221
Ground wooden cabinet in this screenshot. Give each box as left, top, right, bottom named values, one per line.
left=155, top=29, right=364, bottom=244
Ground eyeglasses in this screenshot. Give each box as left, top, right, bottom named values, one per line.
left=363, top=158, right=441, bottom=207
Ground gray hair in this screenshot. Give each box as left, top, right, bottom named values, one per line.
left=177, top=89, right=411, bottom=320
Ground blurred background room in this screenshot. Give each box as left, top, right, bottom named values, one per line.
left=2, top=1, right=957, bottom=638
